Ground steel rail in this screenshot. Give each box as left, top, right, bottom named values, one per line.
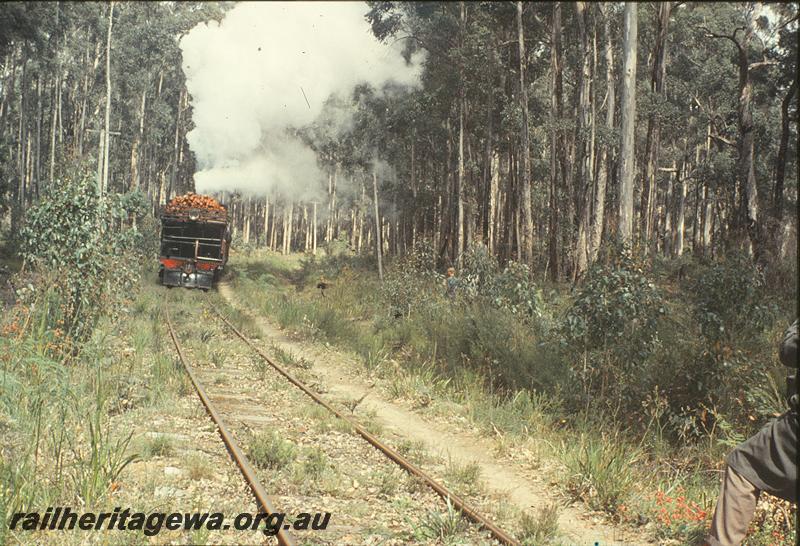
left=212, top=308, right=521, bottom=546
left=165, top=308, right=296, bottom=546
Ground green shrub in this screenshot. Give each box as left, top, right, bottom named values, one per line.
left=691, top=253, right=777, bottom=347
left=20, top=168, right=148, bottom=344
left=461, top=243, right=544, bottom=320
left=248, top=432, right=296, bottom=470
left=559, top=248, right=666, bottom=408
left=381, top=240, right=438, bottom=318
left=651, top=254, right=783, bottom=433
left=562, top=250, right=664, bottom=358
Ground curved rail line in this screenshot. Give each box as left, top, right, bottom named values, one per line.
left=212, top=307, right=521, bottom=546
left=165, top=308, right=296, bottom=546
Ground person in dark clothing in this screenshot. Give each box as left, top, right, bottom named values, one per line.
left=707, top=319, right=798, bottom=546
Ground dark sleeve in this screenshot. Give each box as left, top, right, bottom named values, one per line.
left=780, top=319, right=799, bottom=368
left=727, top=411, right=798, bottom=502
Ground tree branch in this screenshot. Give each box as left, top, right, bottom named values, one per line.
left=710, top=133, right=736, bottom=148
left=748, top=60, right=779, bottom=71
left=700, top=25, right=744, bottom=56
left=774, top=13, right=799, bottom=33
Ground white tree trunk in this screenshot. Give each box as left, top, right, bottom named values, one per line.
left=373, top=171, right=383, bottom=281
left=517, top=0, right=533, bottom=264
left=100, top=1, right=114, bottom=194
left=590, top=4, right=615, bottom=263
left=675, top=163, right=687, bottom=256
left=618, top=2, right=637, bottom=244
left=312, top=201, right=317, bottom=255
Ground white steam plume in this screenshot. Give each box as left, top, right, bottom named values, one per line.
left=180, top=1, right=421, bottom=200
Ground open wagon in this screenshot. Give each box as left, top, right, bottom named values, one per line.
left=159, top=193, right=231, bottom=290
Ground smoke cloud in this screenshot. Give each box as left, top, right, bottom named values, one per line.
left=180, top=2, right=421, bottom=200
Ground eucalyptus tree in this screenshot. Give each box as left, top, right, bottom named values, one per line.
left=767, top=2, right=798, bottom=258
left=0, top=1, right=229, bottom=229
left=618, top=2, right=637, bottom=245
left=354, top=1, right=795, bottom=274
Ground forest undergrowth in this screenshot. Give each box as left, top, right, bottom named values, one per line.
left=0, top=173, right=166, bottom=543
left=229, top=241, right=798, bottom=545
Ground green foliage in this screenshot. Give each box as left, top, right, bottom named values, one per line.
left=298, top=446, right=329, bottom=479
left=0, top=308, right=141, bottom=538
left=558, top=248, right=667, bottom=409
left=136, top=214, right=162, bottom=259
left=108, top=190, right=148, bottom=223
left=20, top=169, right=147, bottom=343
left=562, top=249, right=665, bottom=357
left=645, top=253, right=783, bottom=431
left=381, top=240, right=437, bottom=317
left=72, top=415, right=137, bottom=506
left=410, top=498, right=467, bottom=545
left=467, top=389, right=561, bottom=438
left=691, top=253, right=777, bottom=346
left=461, top=243, right=544, bottom=320
left=321, top=232, right=353, bottom=258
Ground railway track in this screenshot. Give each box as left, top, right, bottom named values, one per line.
left=165, top=299, right=520, bottom=545
left=165, top=308, right=296, bottom=546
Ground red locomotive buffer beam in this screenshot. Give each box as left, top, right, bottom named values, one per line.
left=159, top=193, right=231, bottom=290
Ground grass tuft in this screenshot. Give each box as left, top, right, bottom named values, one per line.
left=519, top=503, right=560, bottom=545
left=143, top=435, right=174, bottom=458
left=247, top=431, right=296, bottom=471
left=562, top=432, right=642, bottom=514
left=185, top=454, right=214, bottom=481
left=443, top=458, right=482, bottom=495
left=412, top=498, right=467, bottom=544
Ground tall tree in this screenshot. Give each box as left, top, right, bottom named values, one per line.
left=703, top=6, right=774, bottom=261
left=457, top=2, right=466, bottom=267
left=772, top=76, right=796, bottom=245
left=100, top=1, right=114, bottom=195
left=373, top=170, right=383, bottom=281
left=517, top=1, right=533, bottom=265
left=618, top=2, right=638, bottom=244
left=641, top=2, right=673, bottom=244
left=547, top=2, right=564, bottom=281
left=572, top=2, right=595, bottom=279
left=590, top=3, right=615, bottom=263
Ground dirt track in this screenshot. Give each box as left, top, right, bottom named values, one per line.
left=218, top=282, right=652, bottom=546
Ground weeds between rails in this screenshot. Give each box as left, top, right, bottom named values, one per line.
left=163, top=306, right=297, bottom=546
left=208, top=306, right=522, bottom=546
